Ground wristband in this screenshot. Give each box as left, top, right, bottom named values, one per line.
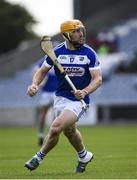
left=83, top=89, right=88, bottom=95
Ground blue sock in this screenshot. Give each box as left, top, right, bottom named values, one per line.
left=78, top=148, right=87, bottom=159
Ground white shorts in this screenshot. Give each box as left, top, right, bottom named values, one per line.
left=53, top=96, right=87, bottom=120
left=39, top=92, right=55, bottom=106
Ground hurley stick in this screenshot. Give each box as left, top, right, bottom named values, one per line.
left=41, top=36, right=87, bottom=110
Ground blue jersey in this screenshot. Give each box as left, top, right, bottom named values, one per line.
left=35, top=57, right=57, bottom=92
left=43, top=42, right=100, bottom=104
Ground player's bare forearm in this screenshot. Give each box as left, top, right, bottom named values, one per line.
left=32, top=69, right=45, bottom=86
left=82, top=69, right=102, bottom=95
left=84, top=76, right=102, bottom=94
left=74, top=78, right=102, bottom=100
left=73, top=69, right=102, bottom=100
left=27, top=66, right=50, bottom=97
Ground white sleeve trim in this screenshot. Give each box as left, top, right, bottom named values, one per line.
left=89, top=66, right=101, bottom=71
left=43, top=61, right=52, bottom=68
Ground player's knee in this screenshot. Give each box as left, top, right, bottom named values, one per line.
left=50, top=122, right=62, bottom=136
left=63, top=127, right=76, bottom=138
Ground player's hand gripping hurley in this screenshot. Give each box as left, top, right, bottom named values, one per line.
left=41, top=36, right=87, bottom=110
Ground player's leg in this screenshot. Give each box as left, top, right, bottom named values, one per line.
left=63, top=124, right=84, bottom=151
left=63, top=125, right=93, bottom=173
left=41, top=109, right=77, bottom=153
left=25, top=109, right=77, bottom=170
left=38, top=104, right=51, bottom=146
left=37, top=92, right=54, bottom=146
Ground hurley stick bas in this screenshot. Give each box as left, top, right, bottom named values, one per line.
left=40, top=36, right=87, bottom=110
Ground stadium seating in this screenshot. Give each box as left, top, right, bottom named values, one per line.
left=0, top=66, right=40, bottom=108
left=0, top=17, right=137, bottom=125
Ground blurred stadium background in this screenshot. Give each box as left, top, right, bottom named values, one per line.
left=0, top=0, right=137, bottom=179
left=0, top=0, right=137, bottom=126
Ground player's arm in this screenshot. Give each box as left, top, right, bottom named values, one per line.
left=74, top=68, right=102, bottom=99
left=83, top=68, right=102, bottom=95
left=33, top=69, right=48, bottom=87
left=27, top=65, right=51, bottom=97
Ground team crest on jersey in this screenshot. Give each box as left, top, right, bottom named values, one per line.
left=79, top=56, right=84, bottom=61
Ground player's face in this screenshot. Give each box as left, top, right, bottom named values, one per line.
left=69, top=27, right=86, bottom=48
left=70, top=28, right=86, bottom=43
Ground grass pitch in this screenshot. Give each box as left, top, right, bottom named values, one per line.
left=0, top=124, right=136, bottom=179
